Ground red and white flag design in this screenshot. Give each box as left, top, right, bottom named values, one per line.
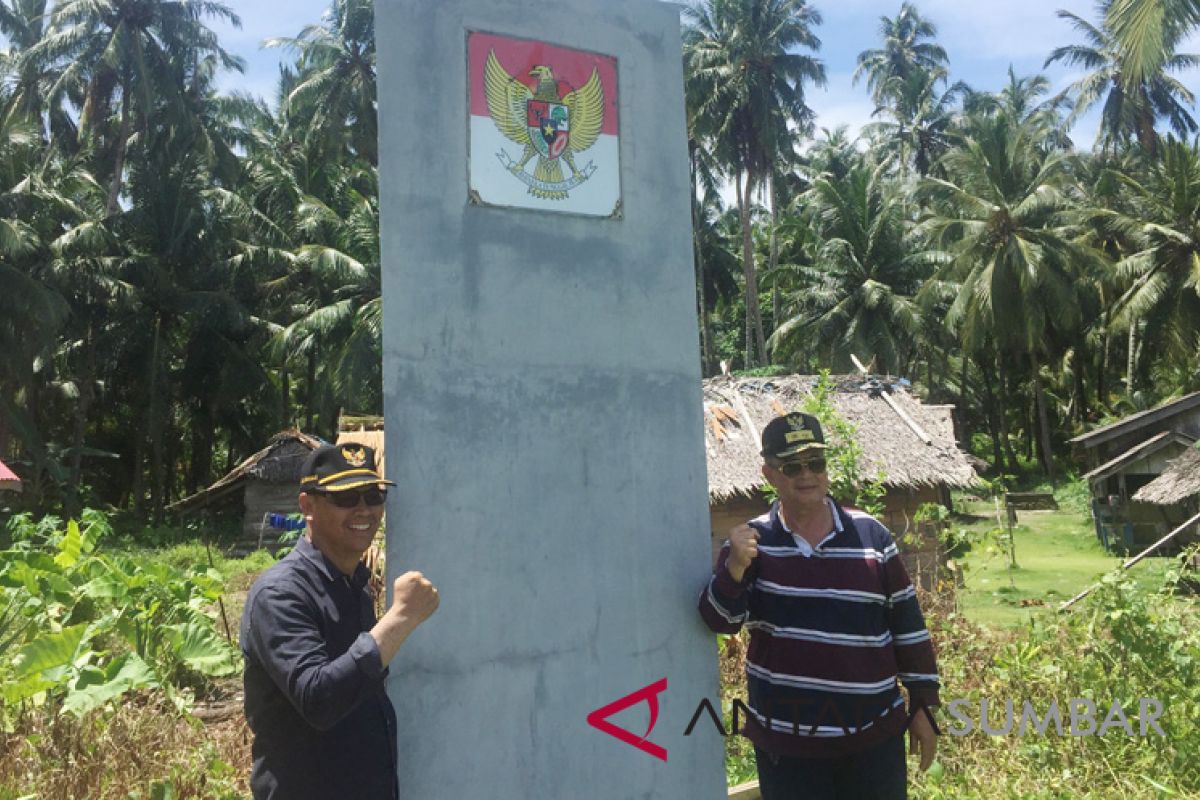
left=468, top=32, right=620, bottom=216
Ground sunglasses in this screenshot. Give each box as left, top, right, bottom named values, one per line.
left=774, top=458, right=827, bottom=477
left=314, top=487, right=387, bottom=508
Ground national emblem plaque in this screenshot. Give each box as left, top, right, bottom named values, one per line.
left=468, top=32, right=621, bottom=217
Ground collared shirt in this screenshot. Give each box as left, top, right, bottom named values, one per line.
left=779, top=496, right=842, bottom=556
left=241, top=536, right=398, bottom=800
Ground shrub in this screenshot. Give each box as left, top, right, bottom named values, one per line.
left=0, top=510, right=240, bottom=725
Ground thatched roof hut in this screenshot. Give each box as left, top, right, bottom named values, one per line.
left=703, top=374, right=979, bottom=502
left=170, top=430, right=324, bottom=513
left=1134, top=445, right=1200, bottom=506
left=1070, top=390, right=1200, bottom=470
left=170, top=430, right=324, bottom=551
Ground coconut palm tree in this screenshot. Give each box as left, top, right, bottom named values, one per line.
left=863, top=68, right=965, bottom=177
left=770, top=159, right=925, bottom=373
left=1097, top=137, right=1200, bottom=376
left=1106, top=0, right=1200, bottom=89
left=1046, top=7, right=1197, bottom=154
left=916, top=108, right=1098, bottom=481
left=25, top=0, right=243, bottom=214
left=854, top=2, right=949, bottom=108
left=266, top=0, right=377, bottom=167
left=684, top=0, right=825, bottom=368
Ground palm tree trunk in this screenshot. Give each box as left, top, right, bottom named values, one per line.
left=105, top=86, right=132, bottom=217
left=768, top=172, right=781, bottom=335
left=306, top=350, right=318, bottom=433
left=1126, top=321, right=1138, bottom=395
left=1073, top=341, right=1089, bottom=425
left=690, top=148, right=714, bottom=376
left=1030, top=349, right=1057, bottom=485
left=67, top=318, right=97, bottom=516
left=1098, top=322, right=1109, bottom=406
left=188, top=399, right=214, bottom=496
left=738, top=168, right=767, bottom=367
left=281, top=368, right=292, bottom=428
left=978, top=354, right=1005, bottom=473
left=148, top=315, right=167, bottom=523
left=997, top=355, right=1020, bottom=472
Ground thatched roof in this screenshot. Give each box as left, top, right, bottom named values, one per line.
left=169, top=429, right=324, bottom=512
left=704, top=375, right=979, bottom=502
left=1134, top=445, right=1200, bottom=505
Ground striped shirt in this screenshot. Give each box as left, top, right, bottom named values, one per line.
left=699, top=498, right=940, bottom=758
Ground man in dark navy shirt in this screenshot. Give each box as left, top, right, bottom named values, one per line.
left=240, top=443, right=439, bottom=799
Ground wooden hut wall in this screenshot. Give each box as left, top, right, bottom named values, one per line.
left=709, top=494, right=771, bottom=565
left=239, top=481, right=303, bottom=553
left=1086, top=405, right=1200, bottom=468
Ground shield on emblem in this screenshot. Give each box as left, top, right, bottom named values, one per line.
left=526, top=99, right=570, bottom=160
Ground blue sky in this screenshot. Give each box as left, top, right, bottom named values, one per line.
left=207, top=0, right=1199, bottom=150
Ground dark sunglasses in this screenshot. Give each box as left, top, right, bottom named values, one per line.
left=775, top=458, right=827, bottom=477
left=315, top=487, right=387, bottom=508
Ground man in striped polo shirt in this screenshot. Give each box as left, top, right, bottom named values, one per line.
left=699, top=412, right=939, bottom=800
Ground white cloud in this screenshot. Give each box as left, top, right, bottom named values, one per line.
left=812, top=71, right=878, bottom=140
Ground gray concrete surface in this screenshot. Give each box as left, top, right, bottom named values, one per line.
left=376, top=0, right=725, bottom=796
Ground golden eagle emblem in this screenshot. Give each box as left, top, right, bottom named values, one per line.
left=341, top=445, right=367, bottom=467
left=483, top=49, right=605, bottom=200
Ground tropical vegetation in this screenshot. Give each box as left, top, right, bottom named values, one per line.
left=0, top=0, right=1196, bottom=545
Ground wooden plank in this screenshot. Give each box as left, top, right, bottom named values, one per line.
left=1061, top=508, right=1200, bottom=609
left=728, top=780, right=761, bottom=800
left=1005, top=492, right=1059, bottom=510
left=850, top=354, right=933, bottom=446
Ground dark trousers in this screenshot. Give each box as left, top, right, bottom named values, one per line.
left=755, top=734, right=907, bottom=800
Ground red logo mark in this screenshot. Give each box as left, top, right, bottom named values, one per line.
left=586, top=678, right=669, bottom=762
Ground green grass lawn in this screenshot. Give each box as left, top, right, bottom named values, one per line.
left=952, top=501, right=1175, bottom=628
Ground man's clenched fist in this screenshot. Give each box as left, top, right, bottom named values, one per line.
left=392, top=571, right=439, bottom=625
left=727, top=523, right=760, bottom=582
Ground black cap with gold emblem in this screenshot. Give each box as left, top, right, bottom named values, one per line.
left=299, top=443, right=395, bottom=492
left=760, top=412, right=827, bottom=462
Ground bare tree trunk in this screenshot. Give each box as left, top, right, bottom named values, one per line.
left=306, top=350, right=318, bottom=433
left=148, top=316, right=167, bottom=524
left=1073, top=342, right=1089, bottom=425
left=768, top=172, right=781, bottom=337
left=737, top=168, right=767, bottom=368
left=1030, top=349, right=1057, bottom=485
left=1098, top=320, right=1109, bottom=407
left=67, top=318, right=96, bottom=516
left=997, top=355, right=1020, bottom=472
left=979, top=353, right=1005, bottom=474
left=105, top=87, right=131, bottom=217
left=1126, top=321, right=1138, bottom=396
left=281, top=368, right=291, bottom=428
left=690, top=149, right=714, bottom=376
left=958, top=355, right=970, bottom=444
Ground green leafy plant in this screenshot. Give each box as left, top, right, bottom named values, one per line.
left=801, top=371, right=888, bottom=516
left=0, top=510, right=240, bottom=724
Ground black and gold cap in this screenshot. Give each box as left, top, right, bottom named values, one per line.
left=299, top=443, right=395, bottom=492
left=760, top=412, right=827, bottom=461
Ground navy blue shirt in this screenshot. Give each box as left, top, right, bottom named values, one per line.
left=241, top=536, right=398, bottom=799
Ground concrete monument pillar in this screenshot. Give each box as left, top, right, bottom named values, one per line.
left=376, top=0, right=725, bottom=796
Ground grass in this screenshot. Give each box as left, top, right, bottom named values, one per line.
left=952, top=499, right=1175, bottom=628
